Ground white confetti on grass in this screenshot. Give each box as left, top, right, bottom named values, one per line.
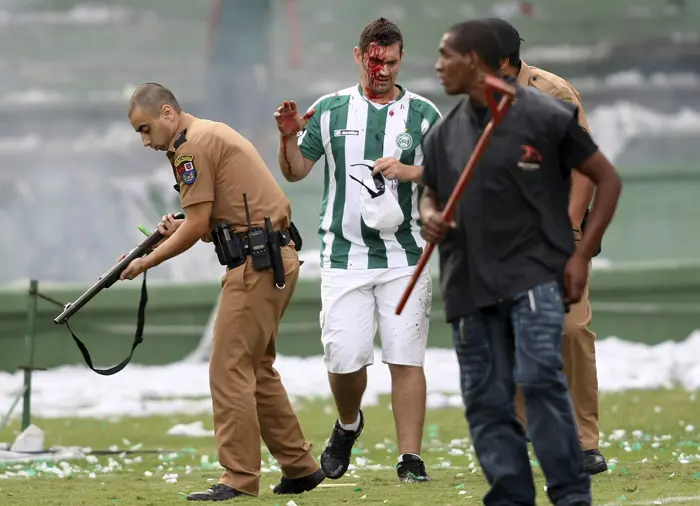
left=2, top=332, right=700, bottom=419
left=600, top=495, right=700, bottom=506
left=166, top=421, right=214, bottom=438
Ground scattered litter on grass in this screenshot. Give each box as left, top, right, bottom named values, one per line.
left=163, top=473, right=178, bottom=484
left=166, top=422, right=214, bottom=438
left=3, top=333, right=700, bottom=419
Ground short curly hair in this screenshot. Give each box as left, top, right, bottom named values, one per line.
left=358, top=17, right=404, bottom=55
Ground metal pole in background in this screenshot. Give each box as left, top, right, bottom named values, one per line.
left=22, top=279, right=39, bottom=431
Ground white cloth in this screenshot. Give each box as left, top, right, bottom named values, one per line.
left=358, top=174, right=405, bottom=231
left=319, top=264, right=432, bottom=374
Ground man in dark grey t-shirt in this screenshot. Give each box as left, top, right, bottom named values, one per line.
left=419, top=19, right=622, bottom=506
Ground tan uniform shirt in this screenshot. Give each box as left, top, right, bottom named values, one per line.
left=516, top=60, right=590, bottom=133
left=167, top=118, right=292, bottom=235
left=518, top=60, right=594, bottom=238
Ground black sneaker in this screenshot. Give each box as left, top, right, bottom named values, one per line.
left=320, top=410, right=364, bottom=479
left=187, top=483, right=249, bottom=501
left=396, top=454, right=432, bottom=483
left=272, top=468, right=326, bottom=494
left=583, top=449, right=607, bottom=475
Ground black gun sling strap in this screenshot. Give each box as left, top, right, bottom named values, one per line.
left=62, top=272, right=149, bottom=376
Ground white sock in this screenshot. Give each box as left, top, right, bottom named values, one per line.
left=399, top=453, right=420, bottom=463
left=339, top=414, right=361, bottom=432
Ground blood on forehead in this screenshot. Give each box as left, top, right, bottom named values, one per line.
left=366, top=42, right=387, bottom=66
left=364, top=42, right=388, bottom=99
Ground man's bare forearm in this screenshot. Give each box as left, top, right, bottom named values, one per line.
left=419, top=187, right=440, bottom=219
left=144, top=220, right=203, bottom=269
left=406, top=165, right=424, bottom=185
left=569, top=169, right=596, bottom=231
left=277, top=135, right=309, bottom=182
left=575, top=157, right=622, bottom=260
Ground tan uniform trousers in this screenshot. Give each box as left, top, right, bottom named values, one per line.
left=515, top=269, right=599, bottom=451
left=211, top=245, right=319, bottom=496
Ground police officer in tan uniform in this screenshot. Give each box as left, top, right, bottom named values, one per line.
left=120, top=83, right=326, bottom=500
left=486, top=18, right=607, bottom=475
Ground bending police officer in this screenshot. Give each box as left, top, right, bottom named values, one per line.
left=120, top=83, right=325, bottom=501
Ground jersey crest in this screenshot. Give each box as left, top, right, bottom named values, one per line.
left=395, top=131, right=413, bottom=150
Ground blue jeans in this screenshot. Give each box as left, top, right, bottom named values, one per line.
left=452, top=281, right=591, bottom=506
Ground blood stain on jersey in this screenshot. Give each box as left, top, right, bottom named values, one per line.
left=175, top=154, right=197, bottom=185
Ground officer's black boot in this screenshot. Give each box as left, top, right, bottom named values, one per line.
left=583, top=448, right=607, bottom=475
left=186, top=483, right=250, bottom=501
left=320, top=410, right=365, bottom=479
left=272, top=468, right=326, bottom=494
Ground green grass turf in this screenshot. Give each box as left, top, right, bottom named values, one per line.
left=1, top=389, right=700, bottom=505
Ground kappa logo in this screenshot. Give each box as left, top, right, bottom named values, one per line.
left=518, top=145, right=542, bottom=171
left=395, top=132, right=413, bottom=150
left=175, top=154, right=197, bottom=185
left=334, top=129, right=360, bottom=137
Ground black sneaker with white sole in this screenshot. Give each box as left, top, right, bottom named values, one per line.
left=320, top=410, right=364, bottom=479
left=396, top=454, right=432, bottom=483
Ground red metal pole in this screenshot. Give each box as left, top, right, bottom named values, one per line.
left=395, top=75, right=517, bottom=315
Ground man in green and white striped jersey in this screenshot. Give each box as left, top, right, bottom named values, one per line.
left=274, top=17, right=441, bottom=483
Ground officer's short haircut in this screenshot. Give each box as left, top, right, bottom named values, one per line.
left=128, top=83, right=182, bottom=117
left=358, top=17, right=403, bottom=55
left=448, top=20, right=501, bottom=72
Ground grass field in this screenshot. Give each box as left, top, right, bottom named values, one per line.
left=2, top=389, right=700, bottom=505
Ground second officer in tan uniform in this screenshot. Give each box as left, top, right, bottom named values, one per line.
left=121, top=83, right=326, bottom=500
left=486, top=18, right=607, bottom=475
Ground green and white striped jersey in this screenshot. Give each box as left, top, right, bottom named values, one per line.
left=298, top=84, right=442, bottom=270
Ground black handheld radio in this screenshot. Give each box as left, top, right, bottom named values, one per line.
left=243, top=193, right=272, bottom=270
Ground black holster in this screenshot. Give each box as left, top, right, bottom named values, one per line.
left=289, top=221, right=303, bottom=251
left=211, top=223, right=246, bottom=269
left=265, top=217, right=286, bottom=288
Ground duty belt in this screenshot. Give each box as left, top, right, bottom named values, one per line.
left=236, top=227, right=292, bottom=254
left=222, top=227, right=293, bottom=271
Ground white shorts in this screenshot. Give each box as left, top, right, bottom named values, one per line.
left=319, top=265, right=432, bottom=374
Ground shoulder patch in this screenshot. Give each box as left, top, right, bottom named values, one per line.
left=174, top=154, right=197, bottom=185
